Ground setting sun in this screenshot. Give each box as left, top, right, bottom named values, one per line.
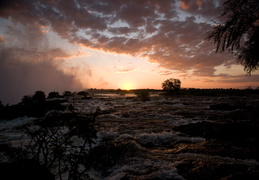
left=120, top=82, right=135, bottom=90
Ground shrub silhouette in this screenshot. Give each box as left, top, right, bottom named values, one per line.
left=77, top=90, right=89, bottom=97
left=0, top=91, right=66, bottom=119
left=48, top=91, right=60, bottom=99
left=134, top=90, right=150, bottom=101
left=32, top=91, right=46, bottom=103
left=21, top=95, right=33, bottom=105
left=77, top=90, right=91, bottom=99
left=3, top=110, right=99, bottom=180
left=63, top=91, right=72, bottom=97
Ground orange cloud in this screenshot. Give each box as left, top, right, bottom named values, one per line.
left=159, top=70, right=173, bottom=76
left=180, top=1, right=189, bottom=10
left=196, top=0, right=203, bottom=6
left=0, top=35, right=5, bottom=42
left=114, top=66, right=136, bottom=73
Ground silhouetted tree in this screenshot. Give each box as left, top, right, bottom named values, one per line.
left=207, top=0, right=259, bottom=74
left=32, top=91, right=46, bottom=103
left=162, top=78, right=181, bottom=93
left=77, top=90, right=89, bottom=97
left=2, top=111, right=99, bottom=180
left=21, top=95, right=33, bottom=105
left=63, top=91, right=72, bottom=97
left=48, top=91, right=60, bottom=99
left=0, top=101, right=3, bottom=109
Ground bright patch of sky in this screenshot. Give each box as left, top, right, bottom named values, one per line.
left=43, top=31, right=169, bottom=89
left=108, top=19, right=130, bottom=28
left=214, top=64, right=259, bottom=76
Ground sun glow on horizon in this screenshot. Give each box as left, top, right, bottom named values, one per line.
left=120, top=82, right=135, bottom=90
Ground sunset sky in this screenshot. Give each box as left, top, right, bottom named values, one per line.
left=0, top=0, right=259, bottom=104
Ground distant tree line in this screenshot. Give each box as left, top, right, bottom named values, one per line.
left=1, top=87, right=259, bottom=120
left=178, top=87, right=259, bottom=96
left=0, top=90, right=92, bottom=120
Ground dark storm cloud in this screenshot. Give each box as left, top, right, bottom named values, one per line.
left=0, top=14, right=84, bottom=104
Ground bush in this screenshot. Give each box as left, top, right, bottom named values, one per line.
left=2, top=111, right=99, bottom=180
left=21, top=95, right=33, bottom=105
left=63, top=91, right=72, bottom=97
left=134, top=90, right=150, bottom=101
left=77, top=91, right=89, bottom=98
left=48, top=91, right=60, bottom=99
left=32, top=91, right=46, bottom=103
left=0, top=96, right=66, bottom=120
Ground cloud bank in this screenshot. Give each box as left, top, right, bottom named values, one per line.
left=0, top=14, right=84, bottom=104
left=0, top=0, right=227, bottom=74
left=0, top=45, right=83, bottom=104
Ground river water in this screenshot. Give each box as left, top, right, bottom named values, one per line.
left=71, top=94, right=259, bottom=180
left=1, top=93, right=258, bottom=179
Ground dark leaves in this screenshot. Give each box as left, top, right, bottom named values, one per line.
left=207, top=0, right=259, bottom=74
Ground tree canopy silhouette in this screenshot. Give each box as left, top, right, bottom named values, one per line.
left=207, top=0, right=259, bottom=75
left=162, top=78, right=181, bottom=93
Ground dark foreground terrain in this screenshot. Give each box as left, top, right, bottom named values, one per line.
left=0, top=91, right=259, bottom=179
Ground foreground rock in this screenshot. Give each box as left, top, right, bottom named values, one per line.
left=173, top=120, right=259, bottom=179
